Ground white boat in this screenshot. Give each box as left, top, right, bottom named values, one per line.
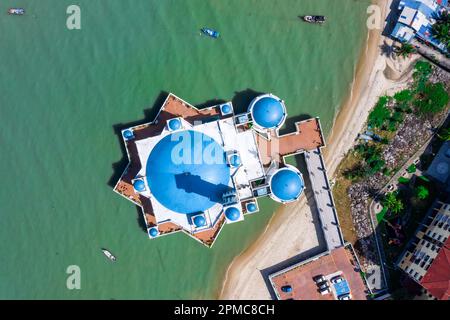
left=101, top=248, right=117, bottom=262
left=8, top=8, right=25, bottom=15
left=301, top=15, right=326, bottom=24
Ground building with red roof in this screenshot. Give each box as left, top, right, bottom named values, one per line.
left=419, top=237, right=450, bottom=300
left=397, top=201, right=450, bottom=299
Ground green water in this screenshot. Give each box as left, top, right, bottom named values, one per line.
left=0, top=0, right=370, bottom=299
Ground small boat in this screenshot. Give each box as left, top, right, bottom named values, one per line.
left=101, top=248, right=117, bottom=262
left=8, top=8, right=25, bottom=15
left=301, top=15, right=326, bottom=24
left=201, top=27, right=219, bottom=39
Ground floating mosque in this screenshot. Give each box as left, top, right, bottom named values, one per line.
left=114, top=93, right=326, bottom=247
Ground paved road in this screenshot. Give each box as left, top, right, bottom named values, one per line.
left=411, top=38, right=450, bottom=72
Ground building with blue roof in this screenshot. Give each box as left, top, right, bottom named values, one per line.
left=390, top=0, right=449, bottom=52
left=114, top=93, right=328, bottom=247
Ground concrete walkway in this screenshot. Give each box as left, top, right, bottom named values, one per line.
left=304, top=148, right=344, bottom=250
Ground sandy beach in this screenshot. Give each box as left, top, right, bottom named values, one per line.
left=219, top=0, right=417, bottom=300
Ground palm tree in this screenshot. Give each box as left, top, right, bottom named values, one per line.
left=391, top=198, right=404, bottom=214
left=432, top=11, right=450, bottom=51
left=395, top=42, right=416, bottom=58
left=437, top=128, right=450, bottom=141
left=383, top=192, right=397, bottom=208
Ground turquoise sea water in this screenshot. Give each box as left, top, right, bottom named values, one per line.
left=0, top=0, right=370, bottom=299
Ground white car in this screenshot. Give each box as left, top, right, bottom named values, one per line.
left=331, top=276, right=344, bottom=284
left=338, top=293, right=352, bottom=300
left=320, top=288, right=331, bottom=295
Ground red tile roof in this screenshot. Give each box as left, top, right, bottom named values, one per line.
left=420, top=237, right=450, bottom=300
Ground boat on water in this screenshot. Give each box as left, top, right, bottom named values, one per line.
left=101, top=248, right=117, bottom=262
left=8, top=8, right=25, bottom=15
left=200, top=27, right=219, bottom=39
left=300, top=15, right=326, bottom=24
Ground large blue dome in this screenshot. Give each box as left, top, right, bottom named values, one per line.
left=270, top=169, right=304, bottom=202
left=146, top=130, right=231, bottom=214
left=251, top=97, right=285, bottom=129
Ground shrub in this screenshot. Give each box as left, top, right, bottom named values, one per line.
left=415, top=82, right=449, bottom=114
left=394, top=89, right=413, bottom=103
left=369, top=97, right=391, bottom=128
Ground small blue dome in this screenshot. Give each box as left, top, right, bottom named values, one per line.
left=230, top=154, right=241, bottom=167
left=168, top=118, right=181, bottom=131
left=148, top=227, right=159, bottom=237
left=221, top=104, right=231, bottom=114
left=225, top=207, right=240, bottom=221
left=193, top=215, right=206, bottom=227
left=271, top=169, right=304, bottom=202
left=123, top=129, right=134, bottom=139
left=251, top=97, right=285, bottom=129
left=133, top=179, right=146, bottom=192
left=247, top=203, right=257, bottom=212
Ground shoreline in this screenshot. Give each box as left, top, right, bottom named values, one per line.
left=219, top=0, right=412, bottom=299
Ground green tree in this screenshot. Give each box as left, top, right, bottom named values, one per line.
left=416, top=185, right=429, bottom=200
left=391, top=199, right=404, bottom=214
left=343, top=164, right=368, bottom=180
left=369, top=97, right=391, bottom=128
left=395, top=42, right=416, bottom=58
left=431, top=11, right=450, bottom=51
left=415, top=82, right=449, bottom=114
left=394, top=89, right=413, bottom=103
left=413, top=61, right=432, bottom=92
left=383, top=192, right=404, bottom=214
left=383, top=192, right=397, bottom=208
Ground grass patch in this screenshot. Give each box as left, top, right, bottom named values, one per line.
left=376, top=206, right=388, bottom=223
left=332, top=153, right=361, bottom=245
left=406, top=164, right=416, bottom=173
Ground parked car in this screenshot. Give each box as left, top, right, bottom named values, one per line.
left=319, top=287, right=331, bottom=295
left=331, top=276, right=343, bottom=284
left=281, top=285, right=292, bottom=293
left=313, top=275, right=325, bottom=283
left=338, top=293, right=351, bottom=300
left=318, top=282, right=329, bottom=290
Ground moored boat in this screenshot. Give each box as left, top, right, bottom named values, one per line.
left=300, top=15, right=326, bottom=24
left=201, top=27, right=219, bottom=39
left=8, top=8, right=25, bottom=15
left=101, top=248, right=117, bottom=262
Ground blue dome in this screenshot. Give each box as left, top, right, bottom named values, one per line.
left=193, top=215, right=206, bottom=227
left=133, top=179, right=146, bottom=192
left=247, top=203, right=257, bottom=212
left=168, top=118, right=181, bottom=131
left=230, top=154, right=241, bottom=167
left=221, top=104, right=231, bottom=114
left=148, top=227, right=159, bottom=237
left=270, top=169, right=304, bottom=202
left=251, top=97, right=285, bottom=128
left=123, top=129, right=134, bottom=139
left=225, top=207, right=240, bottom=221
left=146, top=130, right=231, bottom=214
